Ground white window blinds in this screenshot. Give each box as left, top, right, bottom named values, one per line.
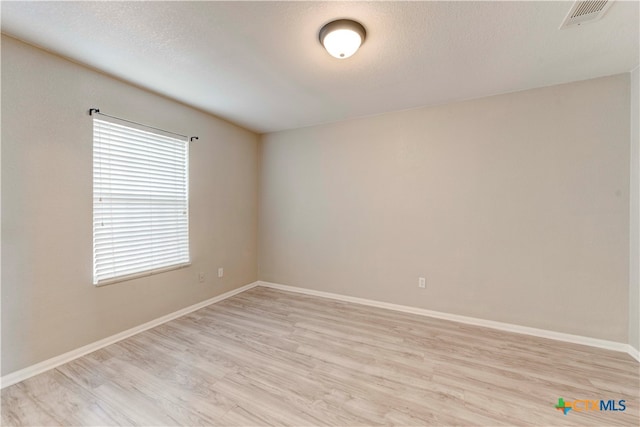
left=93, top=116, right=190, bottom=285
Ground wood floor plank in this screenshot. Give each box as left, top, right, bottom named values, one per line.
left=2, top=286, right=638, bottom=426
left=1, top=383, right=62, bottom=427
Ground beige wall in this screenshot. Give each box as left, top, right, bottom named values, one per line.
left=1, top=36, right=259, bottom=375
left=630, top=65, right=639, bottom=351
left=260, top=74, right=631, bottom=342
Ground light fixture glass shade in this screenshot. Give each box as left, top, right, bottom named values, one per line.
left=319, top=19, right=366, bottom=59
left=323, top=29, right=362, bottom=59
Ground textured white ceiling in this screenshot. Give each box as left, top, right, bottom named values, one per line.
left=2, top=1, right=638, bottom=133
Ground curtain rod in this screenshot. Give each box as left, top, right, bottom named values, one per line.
left=89, top=108, right=198, bottom=142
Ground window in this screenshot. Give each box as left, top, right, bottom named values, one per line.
left=93, top=116, right=190, bottom=285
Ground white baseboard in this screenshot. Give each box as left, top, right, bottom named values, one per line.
left=3, top=279, right=636, bottom=390
left=257, top=281, right=639, bottom=362
left=0, top=281, right=259, bottom=389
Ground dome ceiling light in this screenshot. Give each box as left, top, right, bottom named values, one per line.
left=319, top=19, right=366, bottom=59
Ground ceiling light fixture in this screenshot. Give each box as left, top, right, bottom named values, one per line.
left=319, top=19, right=366, bottom=59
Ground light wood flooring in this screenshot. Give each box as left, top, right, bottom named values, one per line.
left=2, top=286, right=639, bottom=426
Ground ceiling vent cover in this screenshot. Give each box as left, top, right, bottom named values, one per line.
left=560, top=0, right=614, bottom=28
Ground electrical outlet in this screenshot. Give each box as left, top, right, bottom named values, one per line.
left=418, top=277, right=426, bottom=288
left=218, top=267, right=224, bottom=278
left=198, top=272, right=205, bottom=283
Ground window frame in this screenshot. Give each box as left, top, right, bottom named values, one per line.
left=92, top=115, right=191, bottom=286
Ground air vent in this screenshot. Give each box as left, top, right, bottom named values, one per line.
left=560, top=0, right=614, bottom=28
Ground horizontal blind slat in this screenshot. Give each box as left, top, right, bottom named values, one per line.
left=94, top=238, right=189, bottom=256
left=94, top=145, right=186, bottom=165
left=96, top=251, right=189, bottom=266
left=95, top=120, right=186, bottom=145
left=94, top=229, right=187, bottom=239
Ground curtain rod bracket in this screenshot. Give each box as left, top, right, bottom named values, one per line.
left=190, top=136, right=199, bottom=142
left=89, top=108, right=100, bottom=116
